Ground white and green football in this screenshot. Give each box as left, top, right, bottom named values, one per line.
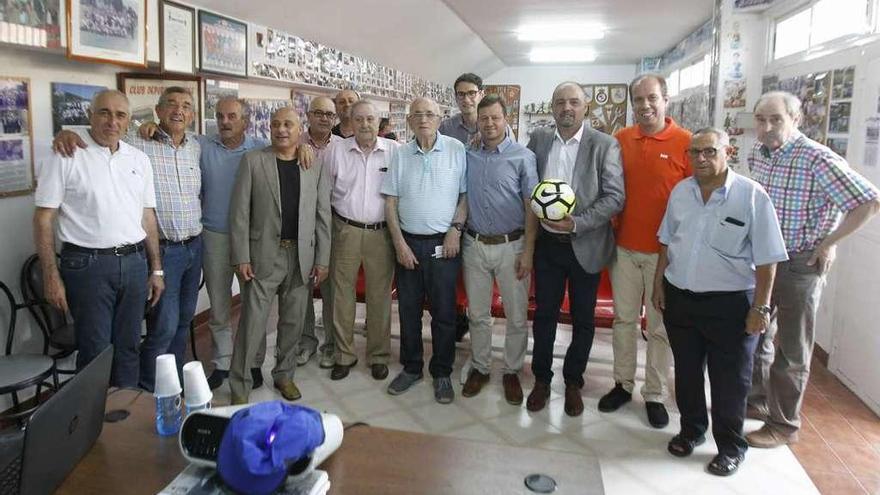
left=530, top=179, right=576, bottom=221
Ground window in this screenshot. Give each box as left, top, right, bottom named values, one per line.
left=773, top=0, right=871, bottom=60
left=666, top=54, right=711, bottom=97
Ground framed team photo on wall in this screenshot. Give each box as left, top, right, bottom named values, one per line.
left=0, top=76, right=35, bottom=197
left=198, top=10, right=247, bottom=77
left=160, top=0, right=196, bottom=75
left=66, top=0, right=147, bottom=67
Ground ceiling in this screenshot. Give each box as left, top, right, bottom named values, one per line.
left=186, top=0, right=713, bottom=83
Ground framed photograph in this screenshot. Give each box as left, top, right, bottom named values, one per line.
left=0, top=0, right=63, bottom=48
left=50, top=82, right=107, bottom=134
left=117, top=73, right=201, bottom=134
left=0, top=77, right=35, bottom=197
left=198, top=10, right=247, bottom=77
left=66, top=0, right=146, bottom=67
left=160, top=0, right=195, bottom=75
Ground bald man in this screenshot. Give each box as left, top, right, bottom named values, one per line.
left=228, top=107, right=332, bottom=404
left=331, top=89, right=359, bottom=138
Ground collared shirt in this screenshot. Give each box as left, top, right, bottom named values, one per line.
left=300, top=129, right=342, bottom=159
left=198, top=134, right=267, bottom=233
left=127, top=128, right=202, bottom=241
left=323, top=136, right=400, bottom=224
left=439, top=113, right=478, bottom=145
left=466, top=135, right=538, bottom=235
left=542, top=123, right=585, bottom=234
left=658, top=170, right=788, bottom=292
left=749, top=131, right=879, bottom=253
left=614, top=118, right=692, bottom=253
left=35, top=132, right=155, bottom=248
left=380, top=132, right=467, bottom=235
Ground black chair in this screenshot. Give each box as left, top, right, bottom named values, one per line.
left=20, top=254, right=77, bottom=376
left=0, top=279, right=58, bottom=421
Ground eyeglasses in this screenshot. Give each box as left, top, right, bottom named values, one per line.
left=455, top=90, right=480, bottom=99
left=408, top=112, right=439, bottom=121
left=687, top=147, right=722, bottom=158
left=309, top=110, right=336, bottom=120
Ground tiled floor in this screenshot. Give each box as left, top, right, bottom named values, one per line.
left=194, top=301, right=879, bottom=494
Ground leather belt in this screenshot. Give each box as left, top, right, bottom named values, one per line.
left=402, top=231, right=445, bottom=240
left=333, top=210, right=386, bottom=231
left=62, top=242, right=144, bottom=256
left=466, top=228, right=524, bottom=245
left=542, top=231, right=572, bottom=243
left=279, top=239, right=297, bottom=248
left=160, top=235, right=198, bottom=246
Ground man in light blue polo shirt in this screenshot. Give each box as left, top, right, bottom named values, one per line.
left=652, top=127, right=787, bottom=476
left=381, top=96, right=467, bottom=404
left=460, top=94, right=538, bottom=405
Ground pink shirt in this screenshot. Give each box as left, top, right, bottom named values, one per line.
left=321, top=136, right=400, bottom=224
left=300, top=129, right=342, bottom=158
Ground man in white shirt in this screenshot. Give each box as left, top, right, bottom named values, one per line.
left=33, top=90, right=164, bottom=387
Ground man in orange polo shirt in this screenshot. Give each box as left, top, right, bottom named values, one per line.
left=598, top=74, right=692, bottom=428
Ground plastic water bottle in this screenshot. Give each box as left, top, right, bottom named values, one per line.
left=185, top=401, right=211, bottom=417
left=155, top=394, right=183, bottom=436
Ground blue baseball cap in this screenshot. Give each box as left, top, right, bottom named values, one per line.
left=217, top=401, right=326, bottom=495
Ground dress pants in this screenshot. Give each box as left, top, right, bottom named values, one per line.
left=664, top=279, right=758, bottom=457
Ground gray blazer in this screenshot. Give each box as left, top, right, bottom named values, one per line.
left=229, top=146, right=331, bottom=284
left=527, top=126, right=625, bottom=273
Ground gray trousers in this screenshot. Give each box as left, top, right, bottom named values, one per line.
left=749, top=251, right=826, bottom=434
left=202, top=229, right=265, bottom=371
left=229, top=244, right=309, bottom=401
left=298, top=277, right=334, bottom=354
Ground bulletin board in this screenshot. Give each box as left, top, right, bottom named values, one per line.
left=581, top=84, right=628, bottom=135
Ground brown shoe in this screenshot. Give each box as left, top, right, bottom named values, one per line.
left=462, top=369, right=490, bottom=397
left=526, top=381, right=551, bottom=412
left=564, top=384, right=584, bottom=417
left=746, top=424, right=798, bottom=448
left=502, top=374, right=523, bottom=405
left=273, top=379, right=302, bottom=401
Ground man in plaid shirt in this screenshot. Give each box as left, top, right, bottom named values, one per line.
left=746, top=91, right=880, bottom=448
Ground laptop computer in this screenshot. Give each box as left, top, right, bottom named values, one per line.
left=14, top=346, right=112, bottom=495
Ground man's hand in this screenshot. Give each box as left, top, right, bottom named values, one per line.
left=52, top=130, right=87, bottom=157
left=44, top=274, right=69, bottom=313
left=138, top=121, right=160, bottom=140
left=147, top=274, right=165, bottom=307
left=236, top=263, right=255, bottom=282
left=651, top=282, right=665, bottom=312
left=807, top=242, right=837, bottom=275
left=442, top=229, right=461, bottom=258
left=297, top=144, right=315, bottom=170
left=745, top=310, right=769, bottom=335
left=312, top=265, right=329, bottom=285
left=394, top=240, right=418, bottom=270
left=515, top=251, right=533, bottom=280
left=541, top=214, right=575, bottom=233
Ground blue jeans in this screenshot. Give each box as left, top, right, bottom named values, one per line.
left=60, top=245, right=148, bottom=388
left=139, top=236, right=203, bottom=391
left=395, top=233, right=461, bottom=378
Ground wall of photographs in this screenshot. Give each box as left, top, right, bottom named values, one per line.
left=483, top=85, right=521, bottom=140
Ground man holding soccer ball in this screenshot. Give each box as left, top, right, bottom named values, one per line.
left=525, top=82, right=625, bottom=417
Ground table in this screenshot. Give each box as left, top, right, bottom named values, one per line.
left=57, top=390, right=604, bottom=494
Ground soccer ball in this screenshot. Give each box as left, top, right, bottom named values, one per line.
left=530, top=179, right=576, bottom=220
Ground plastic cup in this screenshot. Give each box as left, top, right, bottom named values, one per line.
left=154, top=354, right=182, bottom=398
left=182, top=360, right=212, bottom=408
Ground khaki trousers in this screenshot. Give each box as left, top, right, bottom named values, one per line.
left=229, top=244, right=309, bottom=401
left=610, top=246, right=671, bottom=402
left=462, top=234, right=529, bottom=375
left=331, top=218, right=395, bottom=366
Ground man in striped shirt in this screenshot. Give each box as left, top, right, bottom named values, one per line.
left=746, top=91, right=880, bottom=448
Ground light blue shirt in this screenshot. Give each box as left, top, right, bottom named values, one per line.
left=658, top=170, right=788, bottom=292
left=381, top=132, right=467, bottom=235
left=466, top=135, right=538, bottom=235
left=198, top=134, right=267, bottom=233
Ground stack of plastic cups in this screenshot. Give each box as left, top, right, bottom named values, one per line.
left=182, top=361, right=213, bottom=416
left=154, top=354, right=183, bottom=436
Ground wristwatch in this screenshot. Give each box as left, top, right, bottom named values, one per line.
left=751, top=305, right=771, bottom=316
left=151, top=270, right=165, bottom=277
left=451, top=222, right=464, bottom=232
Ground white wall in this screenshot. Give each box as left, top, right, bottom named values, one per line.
left=484, top=64, right=637, bottom=144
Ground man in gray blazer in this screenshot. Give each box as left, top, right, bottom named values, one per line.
left=525, top=82, right=625, bottom=417
left=228, top=107, right=331, bottom=404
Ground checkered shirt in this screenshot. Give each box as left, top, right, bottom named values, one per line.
left=749, top=131, right=879, bottom=253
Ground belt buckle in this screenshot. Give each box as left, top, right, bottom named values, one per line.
left=113, top=245, right=125, bottom=256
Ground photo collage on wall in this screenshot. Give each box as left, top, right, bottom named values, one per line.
left=50, top=82, right=107, bottom=134
left=522, top=84, right=627, bottom=141
left=0, top=0, right=61, bottom=48
left=828, top=66, right=855, bottom=158
left=203, top=78, right=239, bottom=137
left=483, top=85, right=521, bottom=140
left=0, top=77, right=34, bottom=196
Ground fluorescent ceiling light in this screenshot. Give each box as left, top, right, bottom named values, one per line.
left=529, top=47, right=597, bottom=63
left=517, top=24, right=605, bottom=42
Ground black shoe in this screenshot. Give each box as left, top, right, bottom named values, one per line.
left=331, top=359, right=358, bottom=381
left=598, top=383, right=632, bottom=412
left=251, top=368, right=263, bottom=389
left=207, top=369, right=228, bottom=390
left=646, top=401, right=670, bottom=428
left=707, top=453, right=745, bottom=476
left=370, top=364, right=389, bottom=380
left=667, top=433, right=706, bottom=457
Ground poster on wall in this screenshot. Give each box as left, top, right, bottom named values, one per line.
left=483, top=84, right=521, bottom=140
left=50, top=82, right=106, bottom=134
left=0, top=77, right=34, bottom=197
left=829, top=102, right=852, bottom=134
left=832, top=67, right=855, bottom=100
left=290, top=90, right=311, bottom=127
left=118, top=73, right=201, bottom=134
left=723, top=80, right=746, bottom=108
left=582, top=83, right=627, bottom=135
left=199, top=10, right=247, bottom=77
left=0, top=0, right=62, bottom=48
left=763, top=72, right=831, bottom=144
left=245, top=98, right=290, bottom=141
left=202, top=78, right=238, bottom=137
left=160, top=0, right=196, bottom=75
left=67, top=0, right=147, bottom=67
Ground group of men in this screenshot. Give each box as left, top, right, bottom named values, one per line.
left=35, top=68, right=878, bottom=477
